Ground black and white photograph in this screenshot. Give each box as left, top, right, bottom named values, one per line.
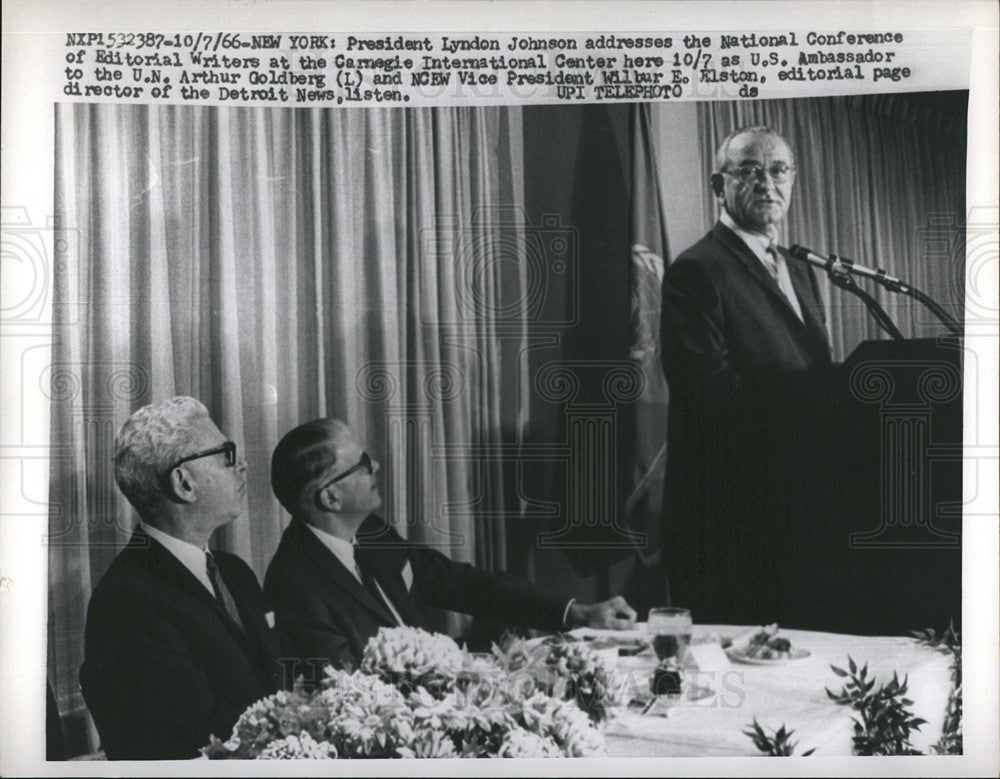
left=1, top=1, right=997, bottom=775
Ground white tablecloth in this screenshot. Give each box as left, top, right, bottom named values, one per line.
left=587, top=624, right=953, bottom=757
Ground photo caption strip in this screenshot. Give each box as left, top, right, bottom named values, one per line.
left=59, top=29, right=970, bottom=106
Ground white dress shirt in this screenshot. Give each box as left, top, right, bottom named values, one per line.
left=140, top=521, right=214, bottom=595
left=305, top=523, right=406, bottom=626
left=721, top=210, right=804, bottom=322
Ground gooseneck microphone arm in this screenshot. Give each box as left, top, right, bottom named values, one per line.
left=789, top=245, right=904, bottom=340
left=789, top=245, right=963, bottom=338
left=830, top=267, right=907, bottom=341
left=829, top=267, right=906, bottom=341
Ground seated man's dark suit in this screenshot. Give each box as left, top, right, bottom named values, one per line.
left=264, top=514, right=569, bottom=670
left=80, top=528, right=284, bottom=760
left=661, top=221, right=832, bottom=625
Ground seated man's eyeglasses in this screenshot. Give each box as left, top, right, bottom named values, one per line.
left=162, top=441, right=238, bottom=486
left=724, top=162, right=796, bottom=184
left=316, top=452, right=374, bottom=496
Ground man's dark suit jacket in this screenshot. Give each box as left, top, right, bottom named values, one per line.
left=264, top=514, right=569, bottom=670
left=80, top=528, right=284, bottom=760
left=660, top=221, right=833, bottom=625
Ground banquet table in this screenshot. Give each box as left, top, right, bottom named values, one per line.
left=585, top=624, right=953, bottom=757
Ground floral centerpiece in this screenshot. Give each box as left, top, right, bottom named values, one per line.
left=203, top=626, right=608, bottom=759
left=493, top=634, right=620, bottom=723
left=361, top=625, right=465, bottom=697
left=202, top=669, right=412, bottom=759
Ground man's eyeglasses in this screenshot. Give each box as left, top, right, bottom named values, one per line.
left=162, top=441, right=238, bottom=485
left=723, top=162, right=796, bottom=184
left=316, top=451, right=374, bottom=494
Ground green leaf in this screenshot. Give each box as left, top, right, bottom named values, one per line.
left=849, top=656, right=858, bottom=674
left=831, top=665, right=848, bottom=677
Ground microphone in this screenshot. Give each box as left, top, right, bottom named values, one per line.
left=789, top=245, right=906, bottom=290
left=788, top=246, right=962, bottom=337
left=788, top=244, right=832, bottom=272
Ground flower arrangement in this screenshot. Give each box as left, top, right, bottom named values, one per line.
left=317, top=668, right=416, bottom=757
left=203, top=669, right=414, bottom=759
left=257, top=733, right=340, bottom=760
left=361, top=625, right=465, bottom=696
left=497, top=729, right=561, bottom=758
left=493, top=634, right=620, bottom=723
left=514, top=691, right=609, bottom=755
left=203, top=626, right=607, bottom=759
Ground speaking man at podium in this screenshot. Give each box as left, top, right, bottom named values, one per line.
left=660, top=125, right=833, bottom=625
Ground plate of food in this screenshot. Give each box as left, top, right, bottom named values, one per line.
left=612, top=637, right=652, bottom=657
left=581, top=636, right=651, bottom=656
left=562, top=629, right=652, bottom=656
left=723, top=624, right=810, bottom=664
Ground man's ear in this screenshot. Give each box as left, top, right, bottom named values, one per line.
left=710, top=172, right=725, bottom=199
left=165, top=466, right=197, bottom=505
left=314, top=484, right=340, bottom=512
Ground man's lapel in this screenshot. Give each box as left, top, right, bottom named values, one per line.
left=714, top=222, right=789, bottom=304
left=213, top=554, right=284, bottom=694
left=131, top=528, right=255, bottom=651
left=713, top=222, right=814, bottom=329
left=132, top=528, right=220, bottom=613
left=290, top=519, right=398, bottom=625
left=783, top=251, right=829, bottom=343
left=353, top=544, right=423, bottom=627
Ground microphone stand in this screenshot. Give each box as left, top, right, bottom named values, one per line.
left=867, top=270, right=964, bottom=338
left=790, top=246, right=963, bottom=338
left=830, top=263, right=906, bottom=341
left=819, top=253, right=906, bottom=341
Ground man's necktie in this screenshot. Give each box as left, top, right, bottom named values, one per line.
left=765, top=244, right=803, bottom=322
left=205, top=551, right=245, bottom=632
left=353, top=549, right=402, bottom=626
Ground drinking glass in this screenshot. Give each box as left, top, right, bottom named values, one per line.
left=647, top=607, right=693, bottom=665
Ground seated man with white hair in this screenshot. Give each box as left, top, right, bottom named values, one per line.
left=80, top=396, right=284, bottom=760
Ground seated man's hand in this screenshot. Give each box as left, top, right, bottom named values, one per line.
left=567, top=596, right=637, bottom=630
